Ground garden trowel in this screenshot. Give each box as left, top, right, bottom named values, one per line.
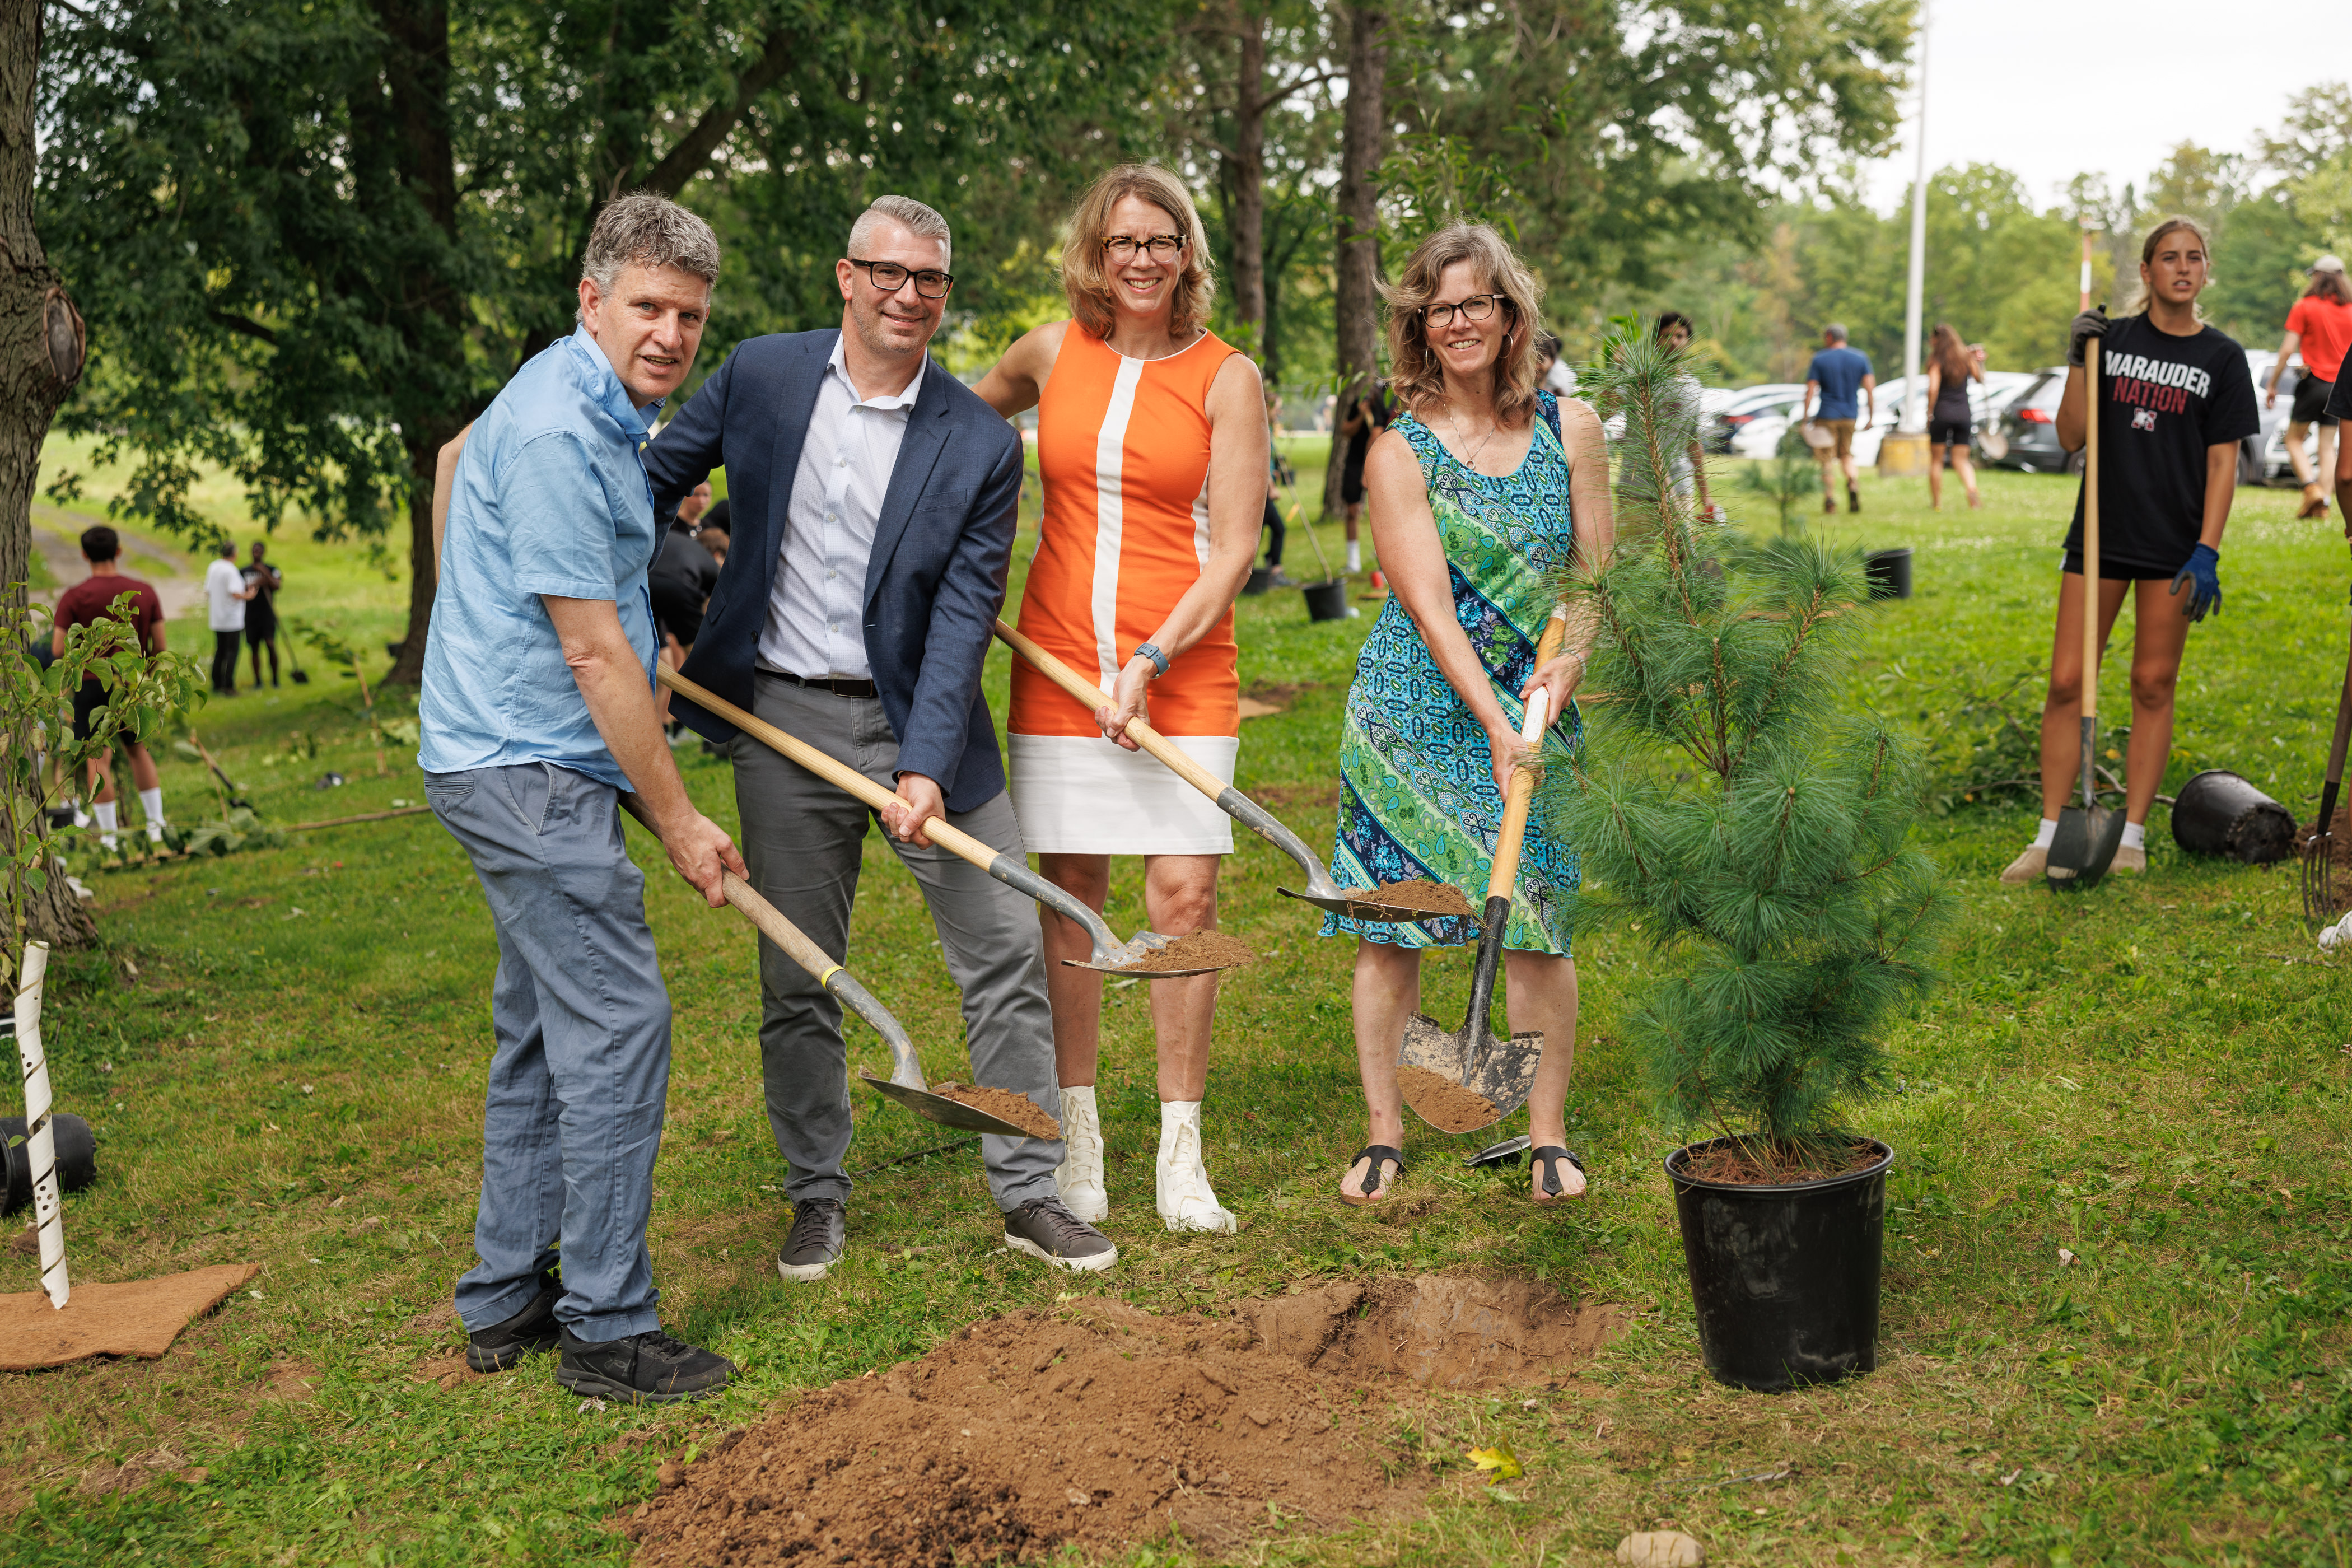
left=1398, top=611, right=1569, bottom=1132
left=2048, top=337, right=2126, bottom=891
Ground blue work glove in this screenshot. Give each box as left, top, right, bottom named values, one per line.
left=2169, top=543, right=2222, bottom=622
left=2067, top=307, right=2109, bottom=368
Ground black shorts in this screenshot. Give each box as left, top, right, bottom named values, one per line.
left=2060, top=552, right=2178, bottom=581
left=244, top=616, right=277, bottom=647
left=1927, top=414, right=1971, bottom=445
left=2292, top=374, right=2339, bottom=427
left=71, top=679, right=108, bottom=744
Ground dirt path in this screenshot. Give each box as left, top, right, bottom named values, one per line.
left=31, top=504, right=204, bottom=624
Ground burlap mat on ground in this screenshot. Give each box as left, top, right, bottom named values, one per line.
left=0, top=1263, right=259, bottom=1371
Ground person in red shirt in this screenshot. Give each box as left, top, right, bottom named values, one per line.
left=50, top=525, right=168, bottom=850
left=2264, top=255, right=2350, bottom=519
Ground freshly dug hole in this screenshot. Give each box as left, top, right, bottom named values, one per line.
left=624, top=1278, right=1622, bottom=1566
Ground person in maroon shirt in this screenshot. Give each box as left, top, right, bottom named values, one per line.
left=50, top=525, right=169, bottom=850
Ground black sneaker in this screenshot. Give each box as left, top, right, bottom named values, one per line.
left=776, top=1198, right=846, bottom=1282
left=1846, top=485, right=1861, bottom=514
left=1004, top=1196, right=1119, bottom=1274
left=465, top=1270, right=562, bottom=1372
left=556, top=1326, right=734, bottom=1404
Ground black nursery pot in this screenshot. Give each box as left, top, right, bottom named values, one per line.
left=1301, top=578, right=1348, bottom=622
left=1, top=1113, right=99, bottom=1216
left=1666, top=1136, right=1893, bottom=1392
left=1864, top=547, right=1912, bottom=599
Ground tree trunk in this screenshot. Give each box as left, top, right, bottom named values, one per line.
left=370, top=0, right=465, bottom=685
left=1322, top=2, right=1387, bottom=522
left=0, top=3, right=92, bottom=953
left=1228, top=12, right=1268, bottom=360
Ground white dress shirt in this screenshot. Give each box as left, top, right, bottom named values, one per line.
left=759, top=339, right=925, bottom=680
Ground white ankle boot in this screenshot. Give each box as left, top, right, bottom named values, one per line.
left=1055, top=1085, right=1108, bottom=1222
left=1155, top=1100, right=1236, bottom=1233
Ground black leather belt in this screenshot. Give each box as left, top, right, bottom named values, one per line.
left=765, top=669, right=879, bottom=699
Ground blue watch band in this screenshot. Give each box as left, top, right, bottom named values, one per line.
left=1133, top=642, right=1171, bottom=678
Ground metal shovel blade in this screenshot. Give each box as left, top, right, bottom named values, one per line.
left=856, top=1070, right=1037, bottom=1139
left=1278, top=886, right=1468, bottom=925
left=1464, top=1134, right=1531, bottom=1169
left=1398, top=1011, right=1544, bottom=1133
left=1060, top=928, right=1230, bottom=979
left=2046, top=801, right=2126, bottom=891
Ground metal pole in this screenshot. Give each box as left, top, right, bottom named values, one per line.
left=2079, top=225, right=2096, bottom=311
left=1899, top=2, right=1930, bottom=432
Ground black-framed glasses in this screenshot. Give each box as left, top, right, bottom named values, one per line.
left=1422, top=293, right=1510, bottom=329
left=850, top=258, right=954, bottom=299
left=1100, top=234, right=1185, bottom=262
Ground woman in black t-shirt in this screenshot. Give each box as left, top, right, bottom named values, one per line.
left=2000, top=217, right=2260, bottom=885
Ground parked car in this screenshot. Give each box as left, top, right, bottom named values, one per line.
left=2244, top=349, right=2310, bottom=485
left=1704, top=384, right=1806, bottom=454
left=1981, top=367, right=2077, bottom=473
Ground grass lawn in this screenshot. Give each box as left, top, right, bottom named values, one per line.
left=4, top=435, right=2350, bottom=1568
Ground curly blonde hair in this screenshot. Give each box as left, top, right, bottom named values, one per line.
left=1379, top=224, right=1545, bottom=429
left=1059, top=165, right=1216, bottom=342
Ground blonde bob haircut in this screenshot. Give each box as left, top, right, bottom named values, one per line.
left=1380, top=224, right=1546, bottom=430
left=1060, top=164, right=1217, bottom=342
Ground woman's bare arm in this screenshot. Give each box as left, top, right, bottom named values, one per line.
left=971, top=321, right=1071, bottom=419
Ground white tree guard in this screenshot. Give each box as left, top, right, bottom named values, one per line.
left=14, top=940, right=68, bottom=1309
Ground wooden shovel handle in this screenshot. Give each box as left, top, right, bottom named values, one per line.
left=2082, top=337, right=2099, bottom=722
left=992, top=618, right=1231, bottom=800
left=654, top=666, right=997, bottom=867
left=612, top=786, right=848, bottom=982
left=1488, top=609, right=1572, bottom=903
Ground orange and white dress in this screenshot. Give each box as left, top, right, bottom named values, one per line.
left=1009, top=326, right=1243, bottom=855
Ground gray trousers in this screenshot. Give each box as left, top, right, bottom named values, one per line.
left=427, top=762, right=668, bottom=1342
left=732, top=673, right=1063, bottom=1212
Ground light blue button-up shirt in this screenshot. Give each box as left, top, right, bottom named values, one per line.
left=419, top=326, right=662, bottom=789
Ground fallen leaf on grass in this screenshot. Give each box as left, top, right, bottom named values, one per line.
left=1467, top=1444, right=1523, bottom=1482
left=2057, top=1248, right=2077, bottom=1267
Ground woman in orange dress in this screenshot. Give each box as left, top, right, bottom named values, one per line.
left=974, top=164, right=1266, bottom=1234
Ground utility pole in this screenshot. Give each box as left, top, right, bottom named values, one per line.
left=1879, top=4, right=1932, bottom=475
left=2079, top=223, right=2097, bottom=311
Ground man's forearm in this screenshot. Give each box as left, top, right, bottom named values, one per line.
left=571, top=651, right=697, bottom=828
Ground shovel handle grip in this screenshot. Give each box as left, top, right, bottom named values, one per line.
left=992, top=618, right=1229, bottom=799
left=1487, top=610, right=1571, bottom=903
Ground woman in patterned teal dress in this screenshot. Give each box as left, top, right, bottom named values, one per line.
left=1325, top=225, right=1615, bottom=1207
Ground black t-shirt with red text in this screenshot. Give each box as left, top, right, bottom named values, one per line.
left=2063, top=314, right=2258, bottom=574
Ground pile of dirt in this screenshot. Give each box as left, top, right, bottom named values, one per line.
left=1396, top=1065, right=1500, bottom=1133
left=625, top=1278, right=1624, bottom=1566
left=1111, top=930, right=1255, bottom=974
left=927, top=1084, right=1061, bottom=1140
left=1335, top=878, right=1474, bottom=918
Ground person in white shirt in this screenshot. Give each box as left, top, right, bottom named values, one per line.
left=202, top=539, right=253, bottom=696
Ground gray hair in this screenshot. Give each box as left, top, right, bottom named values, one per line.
left=580, top=192, right=720, bottom=314
left=1823, top=322, right=1849, bottom=343
left=848, top=195, right=951, bottom=267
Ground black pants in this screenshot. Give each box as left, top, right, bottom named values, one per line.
left=1260, top=496, right=1284, bottom=567
left=212, top=630, right=242, bottom=693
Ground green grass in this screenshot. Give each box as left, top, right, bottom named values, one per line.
left=5, top=441, right=2350, bottom=1568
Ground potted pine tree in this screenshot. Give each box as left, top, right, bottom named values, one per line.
left=1558, top=329, right=1953, bottom=1391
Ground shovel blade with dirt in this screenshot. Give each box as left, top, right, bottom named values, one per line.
left=2047, top=337, right=2124, bottom=892
left=615, top=793, right=1043, bottom=1140
left=654, top=666, right=1228, bottom=979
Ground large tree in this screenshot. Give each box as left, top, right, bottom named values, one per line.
left=40, top=0, right=1172, bottom=682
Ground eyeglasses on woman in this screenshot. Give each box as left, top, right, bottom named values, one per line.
left=1421, top=293, right=1511, bottom=329
left=1100, top=234, right=1185, bottom=262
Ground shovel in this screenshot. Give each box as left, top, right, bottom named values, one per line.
left=654, top=666, right=1226, bottom=978
left=2299, top=589, right=2352, bottom=927
left=2047, top=337, right=2127, bottom=891
left=1397, top=608, right=1570, bottom=1132
left=613, top=792, right=1040, bottom=1140
left=993, top=618, right=1431, bottom=925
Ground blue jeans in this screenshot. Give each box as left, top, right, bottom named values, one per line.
left=426, top=762, right=669, bottom=1342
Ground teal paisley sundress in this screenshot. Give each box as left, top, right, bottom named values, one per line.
left=1318, top=390, right=1580, bottom=954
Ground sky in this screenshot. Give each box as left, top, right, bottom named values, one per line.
left=1855, top=0, right=2329, bottom=213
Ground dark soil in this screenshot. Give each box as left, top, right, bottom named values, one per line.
left=1110, top=930, right=1256, bottom=973
left=1396, top=1065, right=1500, bottom=1133
left=1677, top=1137, right=1883, bottom=1187
left=926, top=1084, right=1061, bottom=1140
left=2300, top=809, right=2352, bottom=915
left=1336, top=878, right=1474, bottom=917
left=623, top=1279, right=1623, bottom=1567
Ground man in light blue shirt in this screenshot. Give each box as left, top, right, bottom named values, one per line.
left=419, top=193, right=745, bottom=1405
left=1802, top=323, right=1877, bottom=514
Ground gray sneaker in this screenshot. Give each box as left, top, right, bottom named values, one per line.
left=777, top=1198, right=846, bottom=1282
left=1004, top=1196, right=1119, bottom=1273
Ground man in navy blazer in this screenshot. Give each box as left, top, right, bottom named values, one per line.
left=646, top=195, right=1116, bottom=1280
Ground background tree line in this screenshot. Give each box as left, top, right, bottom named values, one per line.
left=21, top=0, right=1914, bottom=684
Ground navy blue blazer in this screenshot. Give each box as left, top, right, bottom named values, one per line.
left=644, top=329, right=1023, bottom=813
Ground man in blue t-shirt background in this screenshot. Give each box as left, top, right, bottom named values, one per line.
left=1802, top=324, right=1876, bottom=514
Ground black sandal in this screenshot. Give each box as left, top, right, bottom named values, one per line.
left=1529, top=1146, right=1586, bottom=1203
left=1340, top=1146, right=1406, bottom=1207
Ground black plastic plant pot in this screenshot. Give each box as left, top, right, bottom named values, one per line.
left=1241, top=565, right=1275, bottom=597
left=1665, top=1136, right=1893, bottom=1392
left=1, top=1113, right=97, bottom=1215
left=2171, top=769, right=2296, bottom=864
left=1301, top=578, right=1348, bottom=622
left=1864, top=547, right=1912, bottom=600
